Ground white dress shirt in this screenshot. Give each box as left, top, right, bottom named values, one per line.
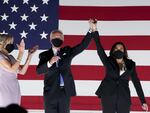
left=47, top=48, right=58, bottom=68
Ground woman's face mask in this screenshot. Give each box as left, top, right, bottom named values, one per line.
left=113, top=50, right=125, bottom=59
left=5, top=43, right=15, bottom=53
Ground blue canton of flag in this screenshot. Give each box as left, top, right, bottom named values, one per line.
left=0, top=0, right=59, bottom=49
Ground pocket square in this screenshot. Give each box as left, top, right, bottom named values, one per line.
left=63, top=53, right=67, bottom=55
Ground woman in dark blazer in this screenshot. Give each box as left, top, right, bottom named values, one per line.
left=91, top=20, right=148, bottom=113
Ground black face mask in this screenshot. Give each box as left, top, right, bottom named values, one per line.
left=5, top=44, right=15, bottom=53
left=113, top=50, right=125, bottom=59
left=51, top=38, right=63, bottom=47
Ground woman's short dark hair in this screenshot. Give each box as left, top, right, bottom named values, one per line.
left=109, top=42, right=128, bottom=59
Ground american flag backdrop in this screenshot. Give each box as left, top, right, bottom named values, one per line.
left=0, top=0, right=150, bottom=113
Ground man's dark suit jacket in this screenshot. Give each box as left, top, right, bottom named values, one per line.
left=93, top=31, right=146, bottom=105
left=36, top=32, right=93, bottom=97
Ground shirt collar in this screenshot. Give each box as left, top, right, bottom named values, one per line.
left=52, top=47, right=58, bottom=55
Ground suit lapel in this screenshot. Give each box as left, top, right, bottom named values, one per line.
left=110, top=57, right=129, bottom=78
left=47, top=48, right=57, bottom=67
left=48, top=48, right=54, bottom=57
left=119, top=59, right=133, bottom=77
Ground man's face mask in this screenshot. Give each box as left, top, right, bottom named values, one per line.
left=51, top=38, right=63, bottom=47
left=113, top=50, right=125, bottom=59
left=5, top=44, right=15, bottom=53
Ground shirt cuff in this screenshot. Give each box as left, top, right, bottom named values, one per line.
left=47, top=61, right=52, bottom=68
left=88, top=29, right=93, bottom=33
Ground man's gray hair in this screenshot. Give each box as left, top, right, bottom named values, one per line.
left=50, top=29, right=64, bottom=40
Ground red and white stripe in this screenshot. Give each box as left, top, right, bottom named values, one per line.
left=16, top=0, right=150, bottom=113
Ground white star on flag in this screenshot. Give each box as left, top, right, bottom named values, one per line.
left=3, top=0, right=9, bottom=4
left=20, top=30, right=28, bottom=38
left=1, top=13, right=9, bottom=21
left=23, top=0, right=29, bottom=4
left=42, top=0, right=49, bottom=5
left=20, top=14, right=29, bottom=21
left=40, top=14, right=48, bottom=22
left=30, top=5, right=38, bottom=12
left=9, top=22, right=17, bottom=30
left=40, top=31, right=48, bottom=39
left=1, top=30, right=8, bottom=34
left=11, top=4, right=19, bottom=12
left=29, top=22, right=37, bottom=30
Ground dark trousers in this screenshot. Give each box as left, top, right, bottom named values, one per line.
left=101, top=93, right=130, bottom=113
left=44, top=88, right=70, bottom=113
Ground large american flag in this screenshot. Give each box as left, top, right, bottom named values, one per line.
left=0, top=0, right=150, bottom=113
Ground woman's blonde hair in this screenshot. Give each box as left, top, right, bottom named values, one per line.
left=0, top=34, right=14, bottom=49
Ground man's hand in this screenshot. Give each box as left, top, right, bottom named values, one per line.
left=49, top=56, right=60, bottom=65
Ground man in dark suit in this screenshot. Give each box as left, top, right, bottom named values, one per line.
left=36, top=20, right=95, bottom=113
